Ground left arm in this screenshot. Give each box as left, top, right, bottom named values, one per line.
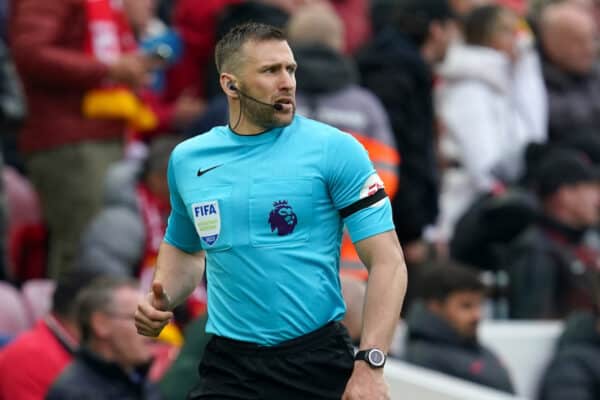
left=342, top=230, right=407, bottom=400
left=355, top=230, right=406, bottom=353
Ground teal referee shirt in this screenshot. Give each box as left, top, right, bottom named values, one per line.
left=164, top=115, right=394, bottom=345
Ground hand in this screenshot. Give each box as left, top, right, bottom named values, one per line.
left=342, top=362, right=390, bottom=400
left=107, top=53, right=152, bottom=88
left=135, top=282, right=174, bottom=337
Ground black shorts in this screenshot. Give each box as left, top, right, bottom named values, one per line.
left=187, top=321, right=355, bottom=400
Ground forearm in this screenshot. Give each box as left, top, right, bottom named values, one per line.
left=153, top=241, right=205, bottom=310
left=359, top=247, right=407, bottom=352
left=352, top=230, right=407, bottom=352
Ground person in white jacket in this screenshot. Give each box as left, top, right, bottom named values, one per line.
left=434, top=4, right=547, bottom=244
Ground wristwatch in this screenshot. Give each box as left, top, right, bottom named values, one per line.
left=354, top=348, right=387, bottom=368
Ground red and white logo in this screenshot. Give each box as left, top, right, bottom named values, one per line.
left=359, top=174, right=385, bottom=207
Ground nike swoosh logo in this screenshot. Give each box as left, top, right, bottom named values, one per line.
left=197, top=164, right=223, bottom=177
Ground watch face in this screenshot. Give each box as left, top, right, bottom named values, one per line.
left=368, top=349, right=385, bottom=367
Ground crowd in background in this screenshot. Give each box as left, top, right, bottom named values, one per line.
left=1, top=0, right=600, bottom=398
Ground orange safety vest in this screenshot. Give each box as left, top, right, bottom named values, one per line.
left=340, top=131, right=400, bottom=281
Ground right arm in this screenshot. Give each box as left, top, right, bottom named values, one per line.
left=135, top=243, right=205, bottom=337
left=136, top=149, right=206, bottom=337
left=153, top=241, right=205, bottom=310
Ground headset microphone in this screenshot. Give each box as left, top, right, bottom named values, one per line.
left=229, top=84, right=284, bottom=111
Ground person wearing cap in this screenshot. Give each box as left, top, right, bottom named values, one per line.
left=504, top=148, right=600, bottom=319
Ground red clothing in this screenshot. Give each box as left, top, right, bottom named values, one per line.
left=9, top=0, right=126, bottom=153
left=164, top=0, right=241, bottom=101
left=0, top=319, right=75, bottom=400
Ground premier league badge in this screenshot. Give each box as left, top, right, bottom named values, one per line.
left=192, top=201, right=221, bottom=246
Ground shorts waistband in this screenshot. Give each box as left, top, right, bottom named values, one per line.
left=211, top=321, right=343, bottom=356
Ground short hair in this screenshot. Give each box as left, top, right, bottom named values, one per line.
left=419, top=261, right=486, bottom=302
left=394, top=0, right=455, bottom=47
left=214, top=22, right=286, bottom=74
left=463, top=5, right=510, bottom=46
left=52, top=269, right=100, bottom=318
left=76, top=276, right=138, bottom=342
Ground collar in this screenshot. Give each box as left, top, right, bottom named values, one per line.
left=45, top=314, right=79, bottom=354
left=539, top=215, right=587, bottom=244
left=78, top=347, right=152, bottom=385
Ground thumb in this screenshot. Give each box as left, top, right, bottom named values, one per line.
left=151, top=282, right=169, bottom=310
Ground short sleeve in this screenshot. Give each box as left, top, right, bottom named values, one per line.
left=163, top=154, right=203, bottom=253
left=325, top=131, right=394, bottom=243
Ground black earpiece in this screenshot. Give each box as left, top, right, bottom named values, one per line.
left=229, top=83, right=237, bottom=91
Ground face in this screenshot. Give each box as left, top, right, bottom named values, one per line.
left=489, top=10, right=519, bottom=60
left=431, top=19, right=459, bottom=64
left=431, top=290, right=484, bottom=339
left=236, top=39, right=297, bottom=130
left=103, top=287, right=153, bottom=368
left=544, top=13, right=597, bottom=75
left=564, top=182, right=600, bottom=227
left=123, top=0, right=156, bottom=34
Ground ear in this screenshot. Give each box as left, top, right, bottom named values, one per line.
left=220, top=73, right=239, bottom=98
left=90, top=312, right=112, bottom=340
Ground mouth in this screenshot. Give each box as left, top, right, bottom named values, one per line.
left=274, top=98, right=295, bottom=112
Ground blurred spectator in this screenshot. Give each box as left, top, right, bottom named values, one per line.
left=538, top=311, right=600, bottom=400
left=403, top=262, right=515, bottom=393
left=163, top=0, right=242, bottom=103
left=77, top=136, right=179, bottom=278
left=538, top=2, right=600, bottom=140
left=434, top=4, right=547, bottom=243
left=261, top=0, right=371, bottom=54
left=287, top=2, right=399, bottom=278
left=123, top=0, right=204, bottom=135
left=5, top=166, right=47, bottom=283
left=78, top=136, right=205, bottom=340
left=449, top=0, right=493, bottom=16
left=0, top=35, right=26, bottom=281
left=505, top=149, right=600, bottom=318
left=46, top=276, right=162, bottom=399
left=0, top=269, right=96, bottom=399
left=9, top=0, right=153, bottom=279
left=357, top=0, right=457, bottom=264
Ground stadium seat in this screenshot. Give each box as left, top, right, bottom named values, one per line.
left=0, top=281, right=30, bottom=335
left=21, top=279, right=55, bottom=323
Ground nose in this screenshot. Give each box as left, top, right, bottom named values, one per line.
left=278, top=70, right=295, bottom=92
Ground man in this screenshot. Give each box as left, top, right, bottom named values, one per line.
left=404, top=262, right=514, bottom=393
left=505, top=148, right=600, bottom=318
left=357, top=0, right=456, bottom=264
left=538, top=2, right=600, bottom=140
left=9, top=0, right=152, bottom=278
left=47, top=276, right=162, bottom=399
left=538, top=310, right=600, bottom=400
left=135, top=22, right=407, bottom=400
left=0, top=270, right=96, bottom=399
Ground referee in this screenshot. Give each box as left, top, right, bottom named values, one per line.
left=135, top=22, right=407, bottom=400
